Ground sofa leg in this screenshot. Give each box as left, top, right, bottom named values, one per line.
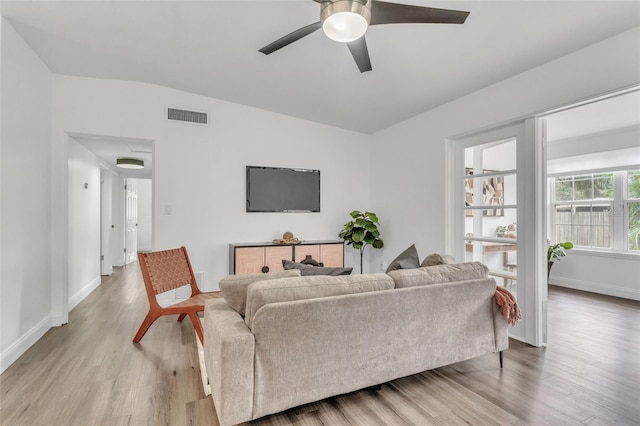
left=368, top=384, right=382, bottom=392
left=499, top=351, right=504, bottom=369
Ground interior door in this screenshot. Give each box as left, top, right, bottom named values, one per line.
left=448, top=120, right=547, bottom=346
left=100, top=169, right=113, bottom=275
left=125, top=179, right=138, bottom=265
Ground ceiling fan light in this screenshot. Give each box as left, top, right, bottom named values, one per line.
left=321, top=1, right=371, bottom=43
left=116, top=158, right=144, bottom=169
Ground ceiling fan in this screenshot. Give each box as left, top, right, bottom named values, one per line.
left=259, top=0, right=470, bottom=73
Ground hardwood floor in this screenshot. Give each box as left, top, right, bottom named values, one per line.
left=1, top=265, right=638, bottom=425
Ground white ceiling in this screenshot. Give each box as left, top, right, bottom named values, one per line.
left=2, top=0, right=639, bottom=135
left=3, top=1, right=639, bottom=170
left=545, top=90, right=640, bottom=142
left=70, top=134, right=153, bottom=179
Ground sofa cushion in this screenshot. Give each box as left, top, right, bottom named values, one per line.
left=385, top=244, right=420, bottom=272
left=388, top=262, right=489, bottom=288
left=282, top=259, right=353, bottom=276
left=219, top=270, right=301, bottom=316
left=245, top=273, right=394, bottom=329
left=420, top=253, right=455, bottom=267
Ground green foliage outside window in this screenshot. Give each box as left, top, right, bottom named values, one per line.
left=555, top=173, right=613, bottom=201
left=554, top=170, right=640, bottom=251
left=628, top=171, right=640, bottom=250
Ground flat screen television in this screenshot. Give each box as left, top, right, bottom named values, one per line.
left=246, top=166, right=320, bottom=212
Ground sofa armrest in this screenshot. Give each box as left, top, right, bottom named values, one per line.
left=204, top=299, right=255, bottom=426
left=492, top=301, right=510, bottom=351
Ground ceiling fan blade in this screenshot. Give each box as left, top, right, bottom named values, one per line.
left=370, top=0, right=469, bottom=25
left=346, top=37, right=372, bottom=73
left=259, top=22, right=322, bottom=55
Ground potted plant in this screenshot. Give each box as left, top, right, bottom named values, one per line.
left=338, top=210, right=384, bottom=274
left=547, top=241, right=573, bottom=278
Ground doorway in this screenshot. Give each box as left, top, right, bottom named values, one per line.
left=448, top=120, right=548, bottom=346
left=66, top=134, right=153, bottom=317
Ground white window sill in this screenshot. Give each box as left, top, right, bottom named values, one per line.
left=568, top=249, right=640, bottom=261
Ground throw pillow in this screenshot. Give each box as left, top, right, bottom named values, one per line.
left=385, top=244, right=420, bottom=273
left=282, top=259, right=313, bottom=270
left=421, top=253, right=456, bottom=267
left=283, top=259, right=352, bottom=276
left=388, top=261, right=489, bottom=288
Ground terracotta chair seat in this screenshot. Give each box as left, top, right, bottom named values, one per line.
left=133, top=246, right=220, bottom=344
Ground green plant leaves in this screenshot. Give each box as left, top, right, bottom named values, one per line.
left=352, top=229, right=365, bottom=242
left=547, top=241, right=573, bottom=262
left=365, top=212, right=379, bottom=223
left=338, top=210, right=384, bottom=251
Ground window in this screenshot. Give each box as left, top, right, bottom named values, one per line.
left=550, top=169, right=639, bottom=252
left=628, top=170, right=640, bottom=251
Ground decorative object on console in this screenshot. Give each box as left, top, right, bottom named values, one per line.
left=338, top=210, right=384, bottom=273
left=385, top=244, right=420, bottom=272
left=272, top=231, right=301, bottom=245
left=282, top=259, right=353, bottom=276
left=300, top=255, right=323, bottom=266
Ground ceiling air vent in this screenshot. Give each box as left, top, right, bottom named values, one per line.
left=167, top=108, right=208, bottom=125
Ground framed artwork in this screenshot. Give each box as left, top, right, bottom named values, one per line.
left=465, top=168, right=505, bottom=216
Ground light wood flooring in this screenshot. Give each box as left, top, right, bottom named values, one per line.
left=1, top=264, right=639, bottom=425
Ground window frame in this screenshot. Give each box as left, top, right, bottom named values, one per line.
left=549, top=168, right=640, bottom=254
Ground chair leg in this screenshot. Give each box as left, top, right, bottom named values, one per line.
left=188, top=313, right=204, bottom=344
left=499, top=351, right=504, bottom=369
left=177, top=313, right=187, bottom=322
left=133, top=312, right=160, bottom=343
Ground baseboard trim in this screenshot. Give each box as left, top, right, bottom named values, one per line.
left=51, top=312, right=67, bottom=326
left=550, top=277, right=640, bottom=301
left=68, top=276, right=102, bottom=311
left=0, top=315, right=52, bottom=374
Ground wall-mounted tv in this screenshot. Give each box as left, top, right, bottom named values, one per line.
left=246, top=166, right=320, bottom=212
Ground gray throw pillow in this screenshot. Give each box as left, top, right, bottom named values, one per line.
left=283, top=259, right=352, bottom=276
left=385, top=244, right=420, bottom=272
left=282, top=259, right=313, bottom=270
left=421, top=253, right=456, bottom=267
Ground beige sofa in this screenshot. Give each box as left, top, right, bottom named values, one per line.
left=203, top=263, right=509, bottom=426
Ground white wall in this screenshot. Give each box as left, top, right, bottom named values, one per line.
left=51, top=76, right=372, bottom=291
left=370, top=27, right=640, bottom=274
left=549, top=252, right=639, bottom=300
left=67, top=139, right=101, bottom=309
left=547, top=125, right=640, bottom=175
left=0, top=19, right=53, bottom=372
left=131, top=178, right=152, bottom=252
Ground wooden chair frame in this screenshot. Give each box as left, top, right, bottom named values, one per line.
left=133, top=246, right=219, bottom=344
